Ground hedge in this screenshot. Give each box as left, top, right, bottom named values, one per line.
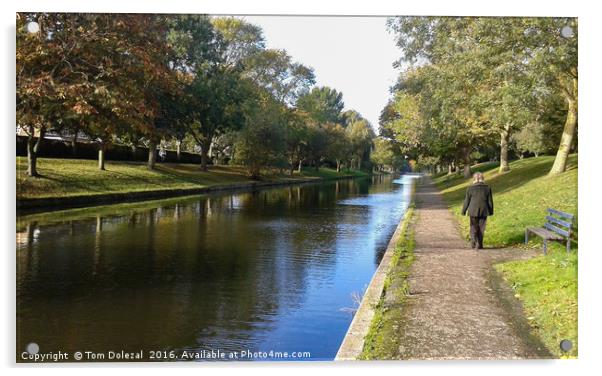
left=16, top=135, right=203, bottom=164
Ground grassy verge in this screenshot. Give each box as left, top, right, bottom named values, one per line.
left=432, top=155, right=577, bottom=248
left=359, top=206, right=416, bottom=360
left=433, top=155, right=578, bottom=358
left=16, top=157, right=369, bottom=200
left=495, top=251, right=577, bottom=358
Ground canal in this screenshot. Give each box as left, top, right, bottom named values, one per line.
left=16, top=174, right=414, bottom=361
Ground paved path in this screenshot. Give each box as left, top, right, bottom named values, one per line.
left=396, top=177, right=546, bottom=359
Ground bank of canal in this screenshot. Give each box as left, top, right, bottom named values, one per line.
left=17, top=174, right=415, bottom=362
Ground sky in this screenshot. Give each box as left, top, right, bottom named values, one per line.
left=242, top=16, right=401, bottom=133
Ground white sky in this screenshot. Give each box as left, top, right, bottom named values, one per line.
left=243, top=16, right=401, bottom=133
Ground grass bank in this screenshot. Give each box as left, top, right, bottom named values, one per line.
left=433, top=154, right=578, bottom=358
left=433, top=155, right=577, bottom=248
left=495, top=249, right=577, bottom=358
left=359, top=206, right=416, bottom=360
left=16, top=157, right=369, bottom=200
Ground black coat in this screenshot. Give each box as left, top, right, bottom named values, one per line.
left=461, top=182, right=494, bottom=217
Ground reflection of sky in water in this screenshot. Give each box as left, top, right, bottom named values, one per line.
left=257, top=181, right=414, bottom=359
left=17, top=176, right=416, bottom=361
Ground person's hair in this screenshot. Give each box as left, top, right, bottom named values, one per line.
left=473, top=172, right=485, bottom=183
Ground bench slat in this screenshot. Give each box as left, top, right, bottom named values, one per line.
left=544, top=223, right=570, bottom=237
left=527, top=227, right=564, bottom=240
left=547, top=208, right=574, bottom=220
left=546, top=215, right=573, bottom=229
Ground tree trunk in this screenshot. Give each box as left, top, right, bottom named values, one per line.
left=315, top=159, right=319, bottom=171
left=550, top=86, right=577, bottom=175
left=98, top=144, right=106, bottom=171
left=71, top=129, right=79, bottom=157
left=26, top=141, right=37, bottom=176
left=336, top=160, right=341, bottom=172
left=176, top=139, right=182, bottom=162
left=289, top=155, right=296, bottom=176
left=148, top=140, right=157, bottom=170
left=534, top=152, right=539, bottom=158
left=297, top=159, right=303, bottom=173
left=26, top=126, right=45, bottom=177
left=463, top=165, right=471, bottom=178
left=447, top=164, right=453, bottom=175
left=462, top=147, right=472, bottom=178
left=26, top=135, right=38, bottom=177
left=499, top=124, right=511, bottom=173
left=200, top=143, right=209, bottom=171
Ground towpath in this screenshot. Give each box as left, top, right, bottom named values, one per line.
left=396, top=177, right=549, bottom=359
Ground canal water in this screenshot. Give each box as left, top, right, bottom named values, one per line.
left=17, top=174, right=414, bottom=361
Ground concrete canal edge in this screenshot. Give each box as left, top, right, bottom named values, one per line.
left=335, top=179, right=416, bottom=361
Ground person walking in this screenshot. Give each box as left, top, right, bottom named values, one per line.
left=461, top=172, right=494, bottom=249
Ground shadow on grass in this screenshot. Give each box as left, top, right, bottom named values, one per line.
left=439, top=156, right=576, bottom=207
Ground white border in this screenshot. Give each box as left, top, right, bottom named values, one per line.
left=2, top=1, right=601, bottom=376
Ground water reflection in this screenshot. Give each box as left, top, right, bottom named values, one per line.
left=17, top=175, right=413, bottom=361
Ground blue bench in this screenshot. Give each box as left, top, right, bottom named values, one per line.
left=525, top=208, right=574, bottom=255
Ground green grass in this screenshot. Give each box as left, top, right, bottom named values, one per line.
left=434, top=154, right=578, bottom=358
left=16, top=157, right=368, bottom=199
left=299, top=166, right=370, bottom=179
left=359, top=206, right=416, bottom=360
left=433, top=155, right=578, bottom=248
left=495, top=251, right=577, bottom=358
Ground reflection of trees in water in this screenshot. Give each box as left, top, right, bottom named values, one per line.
left=16, top=175, right=401, bottom=355
left=16, top=222, right=39, bottom=288
left=93, top=215, right=102, bottom=276
left=368, top=174, right=401, bottom=194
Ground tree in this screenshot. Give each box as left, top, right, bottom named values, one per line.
left=524, top=19, right=578, bottom=174
left=346, top=118, right=375, bottom=170
left=512, top=122, right=548, bottom=158
left=304, top=122, right=329, bottom=171
left=210, top=17, right=265, bottom=69
left=296, top=87, right=345, bottom=124
left=245, top=49, right=315, bottom=106
left=233, top=89, right=286, bottom=178
left=294, top=86, right=354, bottom=171
left=165, top=15, right=220, bottom=164
left=383, top=64, right=487, bottom=176
left=341, top=109, right=365, bottom=128
left=380, top=91, right=424, bottom=158
left=387, top=16, right=577, bottom=175
left=17, top=13, right=177, bottom=173
left=146, top=82, right=185, bottom=170
left=185, top=67, right=249, bottom=170
left=160, top=86, right=192, bottom=162
left=166, top=15, right=247, bottom=171
left=371, top=137, right=397, bottom=172
left=282, top=109, right=310, bottom=176
left=323, top=123, right=349, bottom=172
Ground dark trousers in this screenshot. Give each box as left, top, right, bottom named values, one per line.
left=470, top=216, right=487, bottom=249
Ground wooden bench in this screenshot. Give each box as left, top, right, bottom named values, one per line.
left=525, top=208, right=574, bottom=255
